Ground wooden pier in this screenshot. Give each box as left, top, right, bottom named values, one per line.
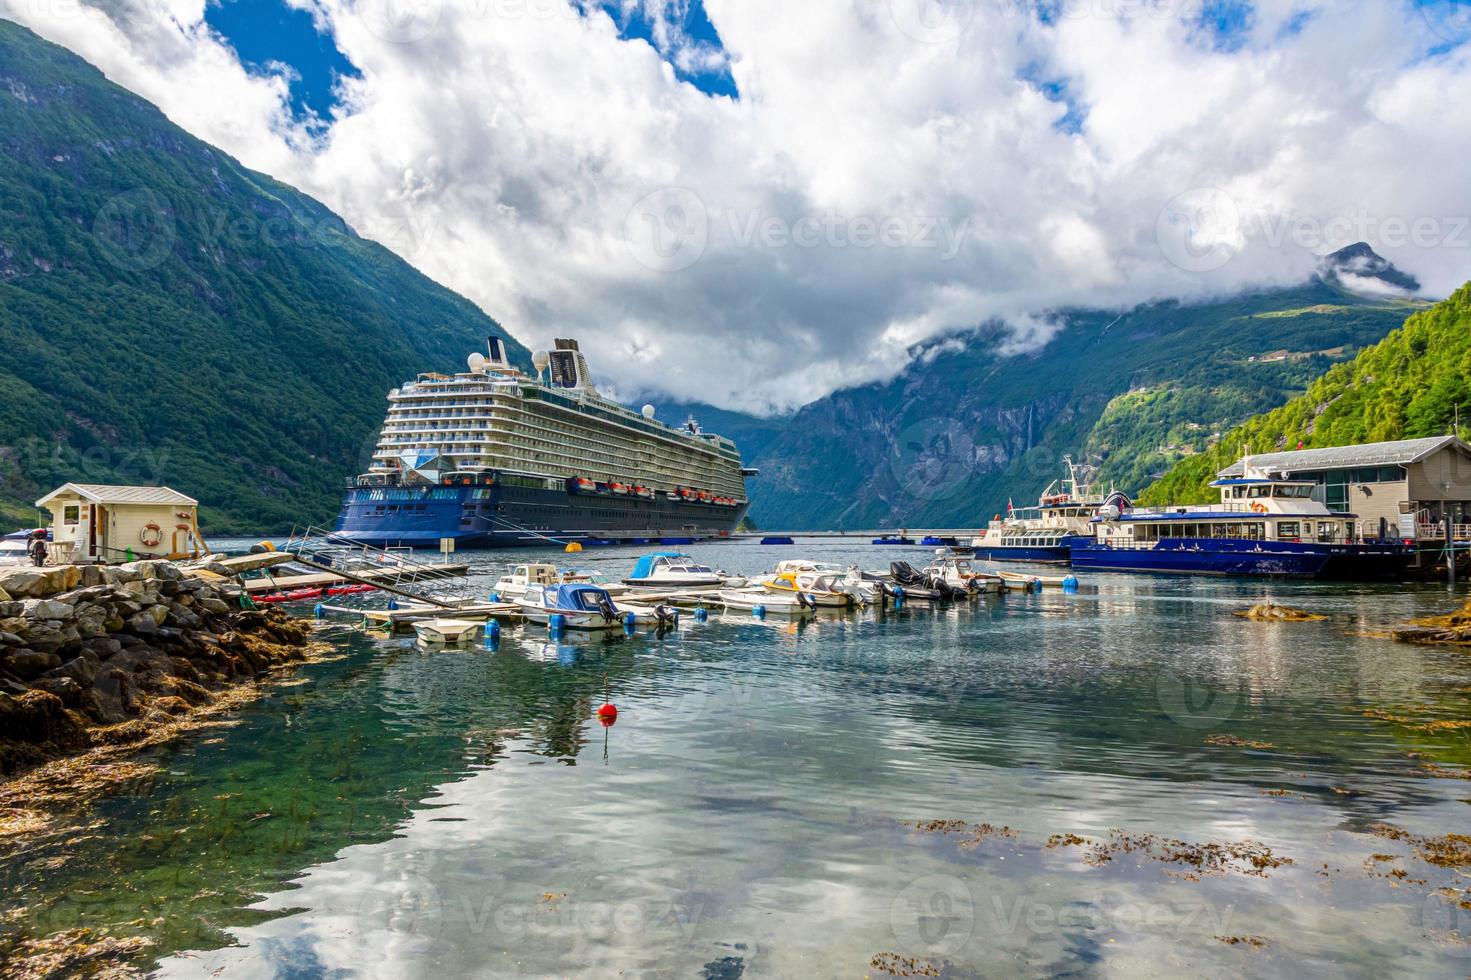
left=239, top=562, right=469, bottom=595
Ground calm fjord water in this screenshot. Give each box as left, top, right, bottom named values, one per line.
left=8, top=541, right=1471, bottom=977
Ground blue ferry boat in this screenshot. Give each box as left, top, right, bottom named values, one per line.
left=334, top=339, right=755, bottom=549
left=969, top=456, right=1103, bottom=564
left=1069, top=474, right=1412, bottom=579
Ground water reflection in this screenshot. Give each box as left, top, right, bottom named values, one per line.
left=5, top=541, right=1471, bottom=976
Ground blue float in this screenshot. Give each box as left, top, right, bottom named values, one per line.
left=752, top=605, right=767, bottom=619
left=313, top=603, right=325, bottom=618
left=549, top=613, right=566, bottom=634
left=1062, top=575, right=1080, bottom=593
left=694, top=606, right=709, bottom=622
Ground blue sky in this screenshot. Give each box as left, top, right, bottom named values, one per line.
left=204, top=0, right=738, bottom=125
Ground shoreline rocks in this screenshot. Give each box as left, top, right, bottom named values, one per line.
left=0, top=559, right=316, bottom=778
left=1390, top=598, right=1471, bottom=645
left=1235, top=600, right=1327, bottom=622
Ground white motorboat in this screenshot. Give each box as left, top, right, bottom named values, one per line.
left=413, top=619, right=485, bottom=645
left=922, top=553, right=1003, bottom=595
left=716, top=589, right=816, bottom=617
left=493, top=563, right=631, bottom=600
left=623, top=552, right=743, bottom=589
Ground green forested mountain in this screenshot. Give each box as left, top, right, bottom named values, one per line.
left=0, top=20, right=527, bottom=532
left=1141, top=284, right=1471, bottom=505
left=741, top=272, right=1425, bottom=530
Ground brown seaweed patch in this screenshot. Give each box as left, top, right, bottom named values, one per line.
left=1045, top=830, right=1292, bottom=879
left=908, top=819, right=1018, bottom=849
left=870, top=952, right=940, bottom=977
left=0, top=926, right=153, bottom=979
left=1419, top=762, right=1471, bottom=780
left=1215, top=935, right=1269, bottom=949
left=1204, top=734, right=1275, bottom=749
left=1432, top=887, right=1471, bottom=911
left=1370, top=824, right=1471, bottom=869
left=1047, top=833, right=1087, bottom=848
left=1236, top=602, right=1325, bottom=622
left=1363, top=853, right=1427, bottom=885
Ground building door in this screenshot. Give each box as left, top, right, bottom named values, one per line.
left=95, top=506, right=107, bottom=561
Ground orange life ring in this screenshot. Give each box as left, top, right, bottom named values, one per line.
left=140, top=523, right=163, bottom=547
left=1250, top=502, right=1268, bottom=514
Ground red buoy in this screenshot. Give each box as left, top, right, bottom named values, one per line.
left=597, top=703, right=618, bottom=726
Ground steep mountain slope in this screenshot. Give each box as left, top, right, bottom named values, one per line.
left=744, top=266, right=1425, bottom=530
left=0, top=20, right=527, bottom=532
left=1142, top=283, right=1471, bottom=505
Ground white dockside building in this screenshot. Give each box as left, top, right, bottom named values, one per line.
left=37, top=484, right=204, bottom=563
left=1218, top=436, right=1471, bottom=540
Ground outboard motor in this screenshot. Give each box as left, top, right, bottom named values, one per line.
left=597, top=595, right=619, bottom=623
left=890, top=561, right=924, bottom=586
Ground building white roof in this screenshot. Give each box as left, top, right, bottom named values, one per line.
left=36, top=484, right=198, bottom=508
left=1218, top=436, right=1468, bottom=477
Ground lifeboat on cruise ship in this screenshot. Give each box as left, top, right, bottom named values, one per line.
left=697, top=491, right=711, bottom=502
left=679, top=488, right=696, bottom=501
left=572, top=477, right=596, bottom=493
left=611, top=483, right=630, bottom=495
left=634, top=486, right=654, bottom=499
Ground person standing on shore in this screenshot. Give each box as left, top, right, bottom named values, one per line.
left=28, top=531, right=47, bottom=567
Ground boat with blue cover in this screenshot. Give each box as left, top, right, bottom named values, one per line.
left=622, top=552, right=736, bottom=588
left=1069, top=471, right=1412, bottom=579
left=516, top=583, right=676, bottom=631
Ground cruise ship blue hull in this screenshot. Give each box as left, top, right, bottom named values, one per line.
left=1069, top=538, right=1411, bottom=579
left=334, top=482, right=748, bottom=549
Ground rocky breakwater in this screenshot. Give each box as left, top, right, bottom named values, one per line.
left=0, top=559, right=316, bottom=777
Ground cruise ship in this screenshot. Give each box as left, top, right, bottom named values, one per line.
left=334, top=339, right=755, bottom=548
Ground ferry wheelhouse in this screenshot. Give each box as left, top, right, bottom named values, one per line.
left=334, top=339, right=755, bottom=548
left=1069, top=476, right=1412, bottom=579
left=970, top=456, right=1104, bottom=563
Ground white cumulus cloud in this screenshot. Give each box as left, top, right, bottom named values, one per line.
left=4, top=0, right=1470, bottom=413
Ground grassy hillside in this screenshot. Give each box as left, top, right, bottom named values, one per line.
left=1141, top=284, right=1471, bottom=505
left=745, top=282, right=1423, bottom=529
left=0, top=20, right=527, bottom=532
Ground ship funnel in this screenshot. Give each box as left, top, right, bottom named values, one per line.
left=484, top=336, right=513, bottom=372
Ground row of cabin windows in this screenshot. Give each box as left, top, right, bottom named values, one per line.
left=1131, top=521, right=1348, bottom=542
left=1224, top=484, right=1315, bottom=499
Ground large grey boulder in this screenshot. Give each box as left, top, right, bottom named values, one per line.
left=22, top=599, right=72, bottom=621
left=46, top=654, right=99, bottom=686
left=6, top=649, right=61, bottom=678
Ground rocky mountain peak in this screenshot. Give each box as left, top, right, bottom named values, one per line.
left=1317, top=242, right=1421, bottom=296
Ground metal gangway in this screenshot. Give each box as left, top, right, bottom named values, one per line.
left=279, top=526, right=477, bottom=609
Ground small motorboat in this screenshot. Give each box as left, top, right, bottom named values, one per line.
left=413, top=619, right=485, bottom=645
left=623, top=552, right=741, bottom=589
left=994, top=569, right=1078, bottom=591
left=887, top=561, right=966, bottom=602
left=762, top=571, right=858, bottom=608
left=922, top=554, right=1003, bottom=595
left=716, top=589, right=815, bottom=616
left=492, top=564, right=631, bottom=600
left=872, top=535, right=916, bottom=546
left=518, top=584, right=677, bottom=631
